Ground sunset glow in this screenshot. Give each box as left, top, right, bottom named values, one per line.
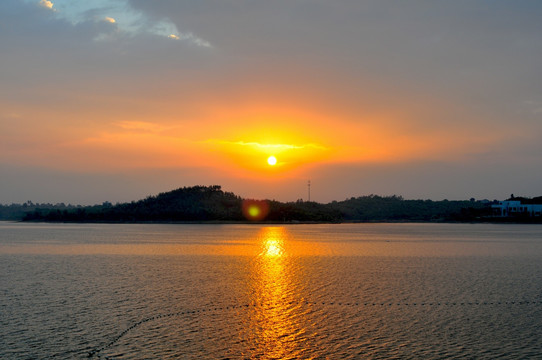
left=2, top=1, right=542, bottom=204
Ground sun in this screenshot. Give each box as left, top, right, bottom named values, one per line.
left=267, top=155, right=277, bottom=166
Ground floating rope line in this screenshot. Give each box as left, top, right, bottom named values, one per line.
left=86, top=300, right=542, bottom=358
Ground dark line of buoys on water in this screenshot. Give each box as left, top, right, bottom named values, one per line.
left=84, top=299, right=542, bottom=358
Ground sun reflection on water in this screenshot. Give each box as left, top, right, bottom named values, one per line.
left=245, top=227, right=306, bottom=358
left=260, top=230, right=285, bottom=258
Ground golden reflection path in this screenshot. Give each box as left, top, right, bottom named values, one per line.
left=243, top=227, right=308, bottom=359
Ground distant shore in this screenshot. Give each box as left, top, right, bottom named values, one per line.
left=3, top=185, right=541, bottom=224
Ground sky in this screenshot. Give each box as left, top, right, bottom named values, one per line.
left=1, top=0, right=542, bottom=204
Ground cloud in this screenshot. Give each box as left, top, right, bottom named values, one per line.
left=39, top=0, right=54, bottom=10
left=165, top=32, right=212, bottom=47
left=149, top=20, right=212, bottom=47
left=145, top=21, right=213, bottom=47
left=209, top=140, right=327, bottom=151
left=176, top=32, right=212, bottom=47
left=25, top=0, right=212, bottom=47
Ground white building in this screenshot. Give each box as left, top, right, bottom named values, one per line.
left=492, top=200, right=542, bottom=217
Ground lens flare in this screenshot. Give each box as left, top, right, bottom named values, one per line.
left=248, top=205, right=260, bottom=218
left=242, top=199, right=270, bottom=221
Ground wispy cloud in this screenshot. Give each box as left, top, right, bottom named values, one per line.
left=167, top=32, right=212, bottom=47
left=206, top=140, right=327, bottom=151
left=181, top=33, right=212, bottom=47
left=114, top=121, right=168, bottom=133
left=149, top=20, right=212, bottom=47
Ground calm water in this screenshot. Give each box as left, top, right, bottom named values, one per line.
left=1, top=222, right=542, bottom=359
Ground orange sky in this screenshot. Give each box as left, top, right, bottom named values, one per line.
left=1, top=0, right=542, bottom=204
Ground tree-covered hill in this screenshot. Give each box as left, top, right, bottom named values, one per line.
left=22, top=185, right=244, bottom=222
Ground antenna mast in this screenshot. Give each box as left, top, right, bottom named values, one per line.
left=307, top=180, right=311, bottom=202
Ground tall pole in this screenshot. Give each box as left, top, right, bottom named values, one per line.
left=308, top=180, right=311, bottom=202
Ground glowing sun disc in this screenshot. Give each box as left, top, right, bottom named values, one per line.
left=267, top=155, right=277, bottom=166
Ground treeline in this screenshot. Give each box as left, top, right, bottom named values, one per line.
left=507, top=195, right=542, bottom=204
left=329, top=195, right=490, bottom=222
left=0, top=201, right=81, bottom=221
left=7, top=185, right=496, bottom=223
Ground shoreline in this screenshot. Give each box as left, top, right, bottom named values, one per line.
left=13, top=218, right=542, bottom=225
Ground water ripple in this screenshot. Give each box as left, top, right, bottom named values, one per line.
left=82, top=300, right=542, bottom=359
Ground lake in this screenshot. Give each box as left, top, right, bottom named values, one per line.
left=1, top=222, right=542, bottom=359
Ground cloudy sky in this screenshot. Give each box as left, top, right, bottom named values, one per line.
left=1, top=0, right=542, bottom=204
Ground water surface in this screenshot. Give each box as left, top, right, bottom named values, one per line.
left=1, top=222, right=541, bottom=359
